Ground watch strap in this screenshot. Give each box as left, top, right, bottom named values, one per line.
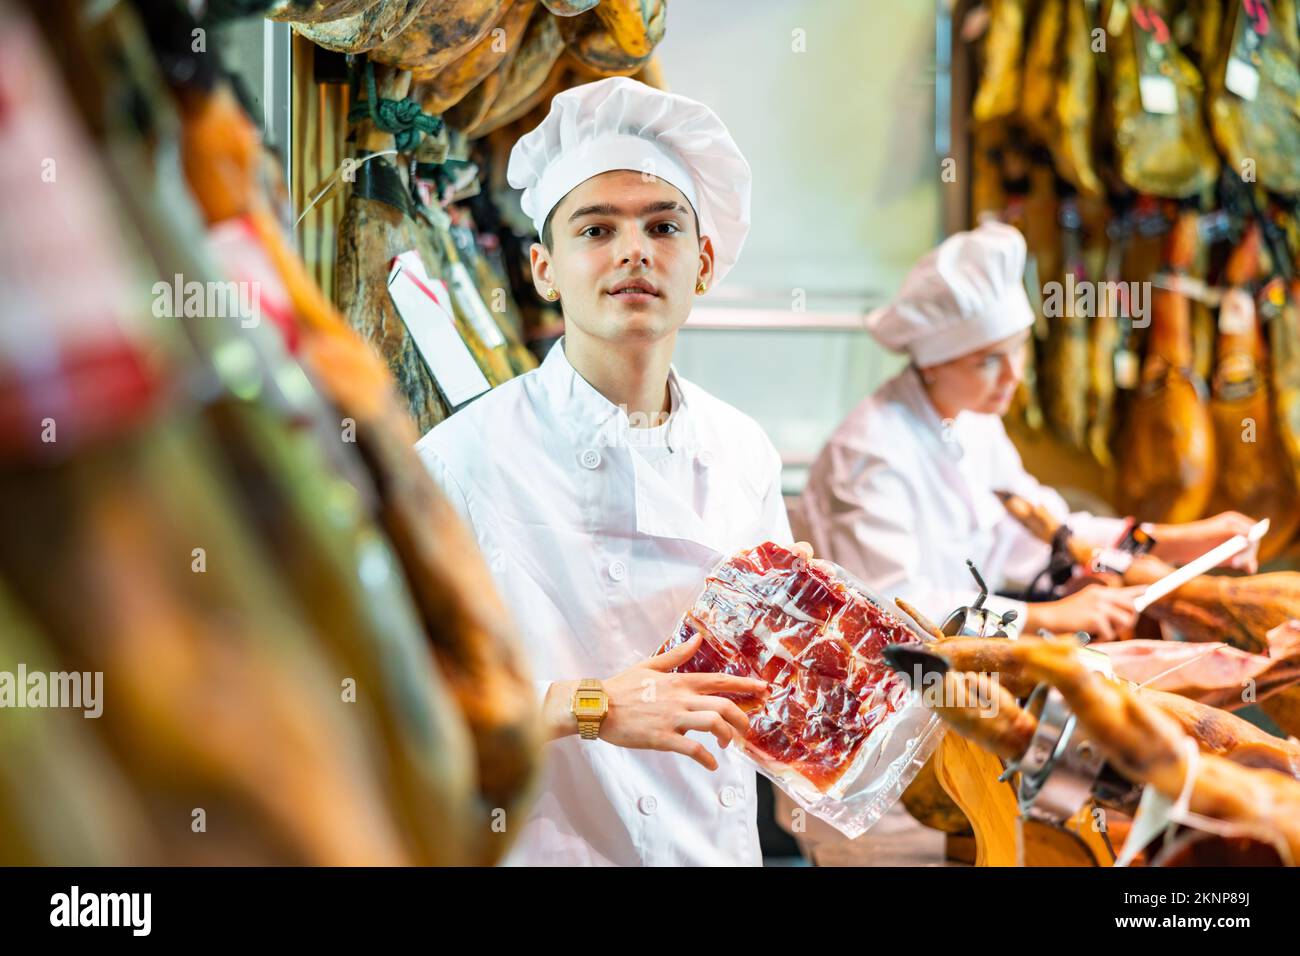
left=575, top=678, right=605, bottom=740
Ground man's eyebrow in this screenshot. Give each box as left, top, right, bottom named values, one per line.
left=566, top=200, right=691, bottom=222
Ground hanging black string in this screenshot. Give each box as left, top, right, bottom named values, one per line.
left=347, top=58, right=444, bottom=154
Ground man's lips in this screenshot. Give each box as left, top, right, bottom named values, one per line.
left=607, top=279, right=659, bottom=299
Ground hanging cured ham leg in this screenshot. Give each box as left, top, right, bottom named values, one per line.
left=172, top=66, right=541, bottom=853
left=1207, top=223, right=1300, bottom=560
left=1092, top=629, right=1300, bottom=709
left=1013, top=640, right=1300, bottom=863
left=1115, top=209, right=1216, bottom=523
left=1274, top=277, right=1300, bottom=493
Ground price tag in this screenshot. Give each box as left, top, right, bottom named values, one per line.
left=388, top=251, right=490, bottom=407
left=1219, top=287, right=1254, bottom=335
left=1115, top=348, right=1140, bottom=389
left=1108, top=0, right=1129, bottom=35
left=1139, top=74, right=1178, bottom=114
left=448, top=261, right=507, bottom=349
left=1225, top=55, right=1260, bottom=101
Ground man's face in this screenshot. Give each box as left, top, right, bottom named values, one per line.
left=530, top=169, right=715, bottom=346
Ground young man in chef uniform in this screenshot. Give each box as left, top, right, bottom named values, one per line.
left=800, top=222, right=1260, bottom=641
left=416, top=77, right=795, bottom=866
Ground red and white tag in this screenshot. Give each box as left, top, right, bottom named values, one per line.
left=387, top=251, right=490, bottom=407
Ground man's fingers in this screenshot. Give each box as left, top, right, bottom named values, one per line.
left=792, top=541, right=814, bottom=560
left=658, top=734, right=718, bottom=771
left=688, top=695, right=751, bottom=736
left=679, top=671, right=767, bottom=696
left=643, top=632, right=702, bottom=671
left=675, top=712, right=735, bottom=749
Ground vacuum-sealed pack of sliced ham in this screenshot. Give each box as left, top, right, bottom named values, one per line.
left=658, top=541, right=943, bottom=838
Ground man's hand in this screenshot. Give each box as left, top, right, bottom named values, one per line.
left=1023, top=583, right=1144, bottom=643
left=543, top=634, right=768, bottom=770
left=540, top=541, right=808, bottom=766
left=1148, top=511, right=1261, bottom=574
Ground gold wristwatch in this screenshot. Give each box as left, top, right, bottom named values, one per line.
left=571, top=678, right=609, bottom=740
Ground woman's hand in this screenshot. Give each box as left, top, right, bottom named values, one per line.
left=1148, top=512, right=1261, bottom=574
left=1022, top=584, right=1144, bottom=643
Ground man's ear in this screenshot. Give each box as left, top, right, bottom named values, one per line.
left=696, top=235, right=716, bottom=291
left=530, top=241, right=555, bottom=298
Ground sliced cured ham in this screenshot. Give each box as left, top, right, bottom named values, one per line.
left=659, top=542, right=922, bottom=794
left=1092, top=632, right=1300, bottom=710
left=995, top=489, right=1300, bottom=739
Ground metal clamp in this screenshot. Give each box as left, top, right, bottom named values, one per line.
left=940, top=560, right=1020, bottom=639
left=1006, top=683, right=1106, bottom=823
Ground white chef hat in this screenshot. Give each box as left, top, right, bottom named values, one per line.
left=506, top=76, right=751, bottom=286
left=865, top=222, right=1034, bottom=368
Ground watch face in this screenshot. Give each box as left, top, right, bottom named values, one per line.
left=574, top=693, right=605, bottom=717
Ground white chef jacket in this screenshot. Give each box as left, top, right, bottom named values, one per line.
left=799, top=366, right=1125, bottom=627
left=416, top=339, right=792, bottom=866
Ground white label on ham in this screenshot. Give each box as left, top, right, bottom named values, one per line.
left=388, top=252, right=491, bottom=407
left=1225, top=56, right=1260, bottom=102
left=1115, top=349, right=1140, bottom=389
left=1138, top=75, right=1178, bottom=115
left=448, top=262, right=507, bottom=350
left=1219, top=288, right=1254, bottom=335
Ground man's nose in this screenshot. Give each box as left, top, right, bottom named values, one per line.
left=619, top=231, right=650, bottom=267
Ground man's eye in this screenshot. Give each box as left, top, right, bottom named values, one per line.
left=652, top=222, right=681, bottom=235
left=581, top=225, right=607, bottom=238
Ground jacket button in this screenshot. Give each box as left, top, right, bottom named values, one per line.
left=719, top=785, right=739, bottom=808
left=607, top=560, right=627, bottom=582
left=579, top=449, right=602, bottom=469
left=697, top=449, right=714, bottom=467
left=637, top=795, right=658, bottom=815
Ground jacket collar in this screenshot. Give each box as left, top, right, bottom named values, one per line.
left=539, top=337, right=725, bottom=554
left=538, top=336, right=694, bottom=449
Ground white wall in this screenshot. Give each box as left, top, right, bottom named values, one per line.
left=654, top=0, right=944, bottom=488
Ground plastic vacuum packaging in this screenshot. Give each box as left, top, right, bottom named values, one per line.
left=658, top=542, right=943, bottom=838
